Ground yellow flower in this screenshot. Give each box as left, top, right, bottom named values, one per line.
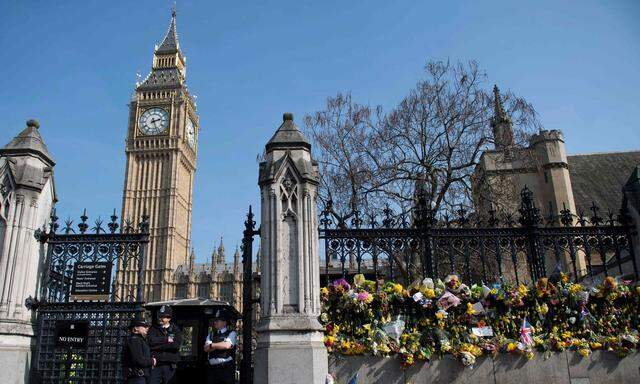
left=525, top=350, right=534, bottom=360
left=461, top=343, right=483, bottom=357
left=393, top=283, right=404, bottom=295
left=539, top=303, right=549, bottom=315
left=507, top=342, right=517, bottom=352
left=568, top=284, right=583, bottom=294
left=423, top=288, right=436, bottom=298
left=466, top=302, right=476, bottom=315
left=324, top=335, right=335, bottom=346
left=590, top=342, right=602, bottom=350
left=578, top=348, right=590, bottom=358
left=561, top=331, right=572, bottom=340
left=518, top=284, right=529, bottom=297
left=353, top=274, right=365, bottom=287
left=320, top=287, right=329, bottom=296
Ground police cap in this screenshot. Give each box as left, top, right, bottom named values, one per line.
left=129, top=314, right=149, bottom=329
left=212, top=307, right=232, bottom=321
left=157, top=305, right=173, bottom=318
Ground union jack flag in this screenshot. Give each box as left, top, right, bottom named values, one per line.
left=520, top=317, right=533, bottom=346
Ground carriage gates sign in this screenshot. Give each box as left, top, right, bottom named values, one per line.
left=55, top=320, right=89, bottom=348
left=71, top=261, right=112, bottom=297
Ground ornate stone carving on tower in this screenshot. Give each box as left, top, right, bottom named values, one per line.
left=255, top=113, right=328, bottom=384
left=0, top=119, right=56, bottom=383
left=119, top=10, right=199, bottom=302
left=491, top=85, right=514, bottom=150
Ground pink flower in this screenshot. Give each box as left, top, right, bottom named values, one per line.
left=357, top=291, right=370, bottom=302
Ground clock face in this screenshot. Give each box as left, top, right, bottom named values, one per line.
left=186, top=118, right=196, bottom=147
left=139, top=107, right=169, bottom=135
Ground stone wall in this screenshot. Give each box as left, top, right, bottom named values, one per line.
left=329, top=352, right=640, bottom=384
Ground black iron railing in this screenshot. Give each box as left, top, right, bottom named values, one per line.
left=319, top=187, right=639, bottom=285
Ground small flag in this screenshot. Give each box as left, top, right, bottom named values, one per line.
left=520, top=317, right=533, bottom=346
left=579, top=305, right=590, bottom=321
left=347, top=372, right=358, bottom=384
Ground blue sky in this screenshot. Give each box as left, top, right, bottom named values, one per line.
left=1, top=0, right=639, bottom=263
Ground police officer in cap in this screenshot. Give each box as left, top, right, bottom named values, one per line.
left=204, top=307, right=237, bottom=384
left=148, top=305, right=182, bottom=384
left=123, top=315, right=155, bottom=384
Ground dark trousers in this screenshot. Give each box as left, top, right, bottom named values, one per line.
left=207, top=363, right=235, bottom=384
left=149, top=364, right=175, bottom=384
left=125, top=377, right=147, bottom=384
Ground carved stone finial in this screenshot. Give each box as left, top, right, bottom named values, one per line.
left=26, top=119, right=40, bottom=129
left=283, top=112, right=294, bottom=122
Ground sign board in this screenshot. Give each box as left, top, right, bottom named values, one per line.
left=55, top=320, right=89, bottom=347
left=71, top=262, right=112, bottom=297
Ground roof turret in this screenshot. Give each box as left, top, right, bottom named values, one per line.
left=490, top=85, right=514, bottom=150
left=156, top=9, right=180, bottom=54
left=1, top=119, right=54, bottom=166
left=265, top=113, right=311, bottom=152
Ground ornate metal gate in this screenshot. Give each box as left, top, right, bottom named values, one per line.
left=29, top=210, right=149, bottom=383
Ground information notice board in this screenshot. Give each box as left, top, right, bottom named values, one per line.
left=71, top=262, right=112, bottom=299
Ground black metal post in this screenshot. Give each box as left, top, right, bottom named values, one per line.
left=136, top=213, right=149, bottom=303
left=241, top=205, right=258, bottom=384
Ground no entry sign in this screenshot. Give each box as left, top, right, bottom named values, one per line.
left=55, top=320, right=89, bottom=348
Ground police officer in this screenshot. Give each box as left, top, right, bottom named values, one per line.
left=123, top=315, right=155, bottom=384
left=148, top=305, right=182, bottom=384
left=204, top=308, right=237, bottom=384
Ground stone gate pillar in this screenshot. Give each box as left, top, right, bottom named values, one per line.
left=255, top=113, right=328, bottom=384
left=0, top=120, right=56, bottom=384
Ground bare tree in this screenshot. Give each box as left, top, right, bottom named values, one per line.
left=304, top=60, right=541, bottom=218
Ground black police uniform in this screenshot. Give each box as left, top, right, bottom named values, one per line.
left=206, top=308, right=237, bottom=384
left=123, top=318, right=154, bottom=384
left=148, top=306, right=182, bottom=384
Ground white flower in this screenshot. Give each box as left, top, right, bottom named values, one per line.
left=422, top=277, right=435, bottom=289
left=460, top=351, right=476, bottom=366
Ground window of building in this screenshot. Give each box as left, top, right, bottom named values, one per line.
left=197, top=283, right=209, bottom=298
left=176, top=285, right=187, bottom=299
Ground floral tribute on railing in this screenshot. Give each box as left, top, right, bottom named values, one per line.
left=320, top=274, right=639, bottom=367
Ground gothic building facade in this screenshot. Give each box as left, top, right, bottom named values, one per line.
left=473, top=86, right=640, bottom=276
left=173, top=240, right=244, bottom=310
left=474, top=85, right=640, bottom=219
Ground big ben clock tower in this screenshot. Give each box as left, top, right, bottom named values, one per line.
left=120, top=10, right=198, bottom=301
